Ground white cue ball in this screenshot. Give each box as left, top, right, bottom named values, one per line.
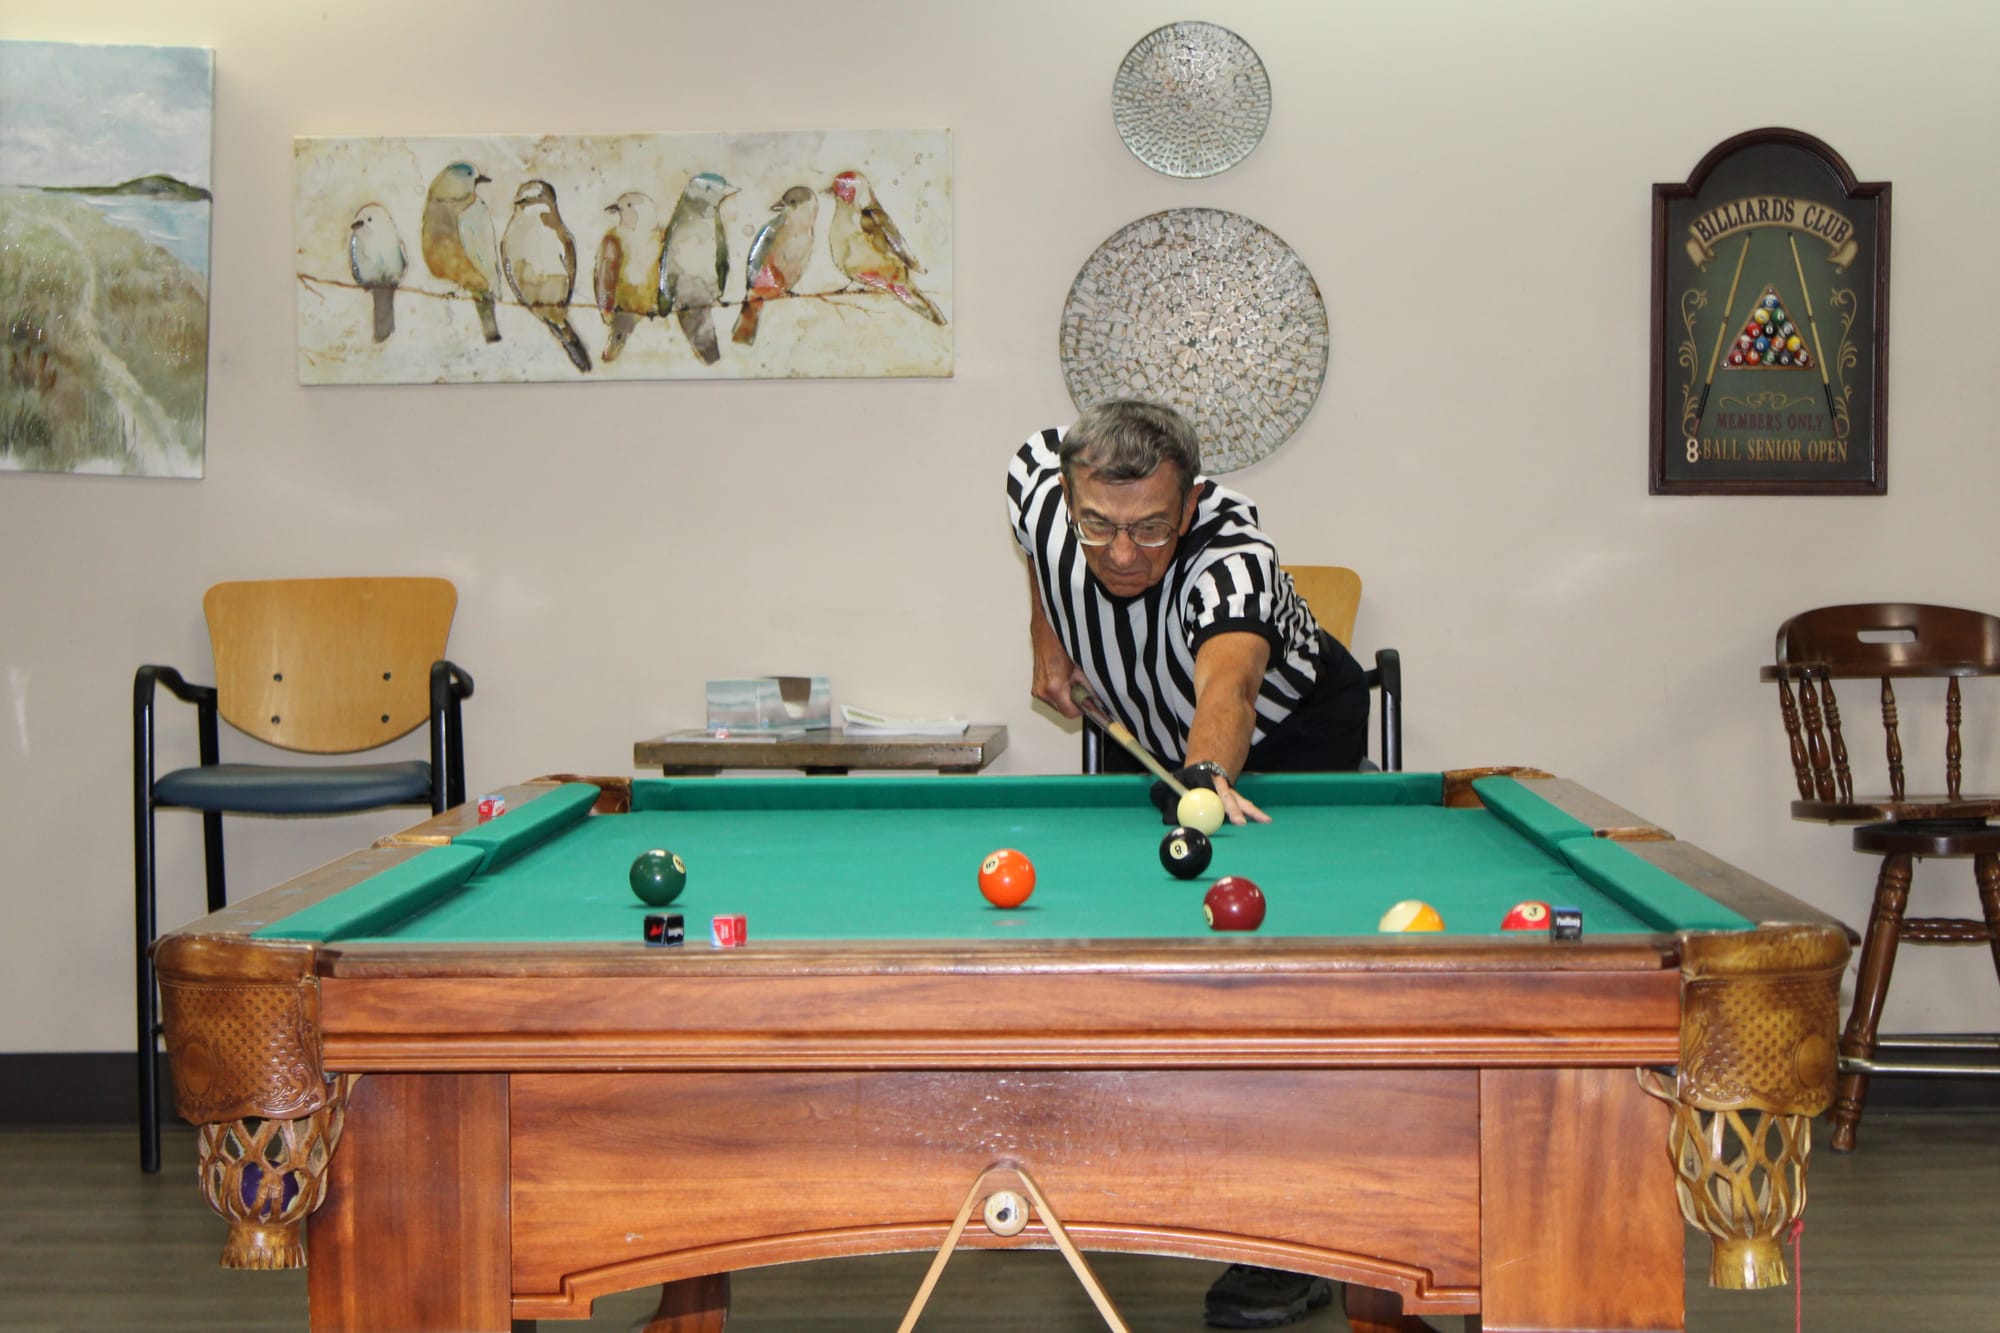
left=1177, top=787, right=1226, bottom=836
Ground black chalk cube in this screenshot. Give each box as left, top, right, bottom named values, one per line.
left=644, top=913, right=687, bottom=947
left=1550, top=906, right=1583, bottom=941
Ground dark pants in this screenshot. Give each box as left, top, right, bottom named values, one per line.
left=1098, top=631, right=1370, bottom=775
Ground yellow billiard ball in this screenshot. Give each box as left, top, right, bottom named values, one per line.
left=1176, top=787, right=1226, bottom=836
left=1379, top=899, right=1444, bottom=933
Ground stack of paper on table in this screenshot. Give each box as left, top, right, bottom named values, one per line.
left=840, top=705, right=970, bottom=736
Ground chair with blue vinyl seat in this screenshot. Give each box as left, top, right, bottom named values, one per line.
left=132, top=576, right=474, bottom=1171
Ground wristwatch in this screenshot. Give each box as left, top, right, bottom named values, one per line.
left=1185, top=760, right=1230, bottom=784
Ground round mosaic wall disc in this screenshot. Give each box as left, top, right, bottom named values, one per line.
left=1113, top=21, right=1271, bottom=179
left=1059, top=208, right=1329, bottom=474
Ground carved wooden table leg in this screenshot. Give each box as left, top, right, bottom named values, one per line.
left=637, top=1273, right=729, bottom=1332
left=1641, top=924, right=1848, bottom=1289
left=154, top=935, right=340, bottom=1270
left=195, top=1075, right=353, bottom=1268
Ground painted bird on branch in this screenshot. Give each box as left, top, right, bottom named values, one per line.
left=421, top=162, right=503, bottom=343
left=659, top=172, right=736, bottom=365
left=348, top=202, right=406, bottom=343
left=829, top=170, right=944, bottom=326
left=502, top=179, right=590, bottom=373
left=732, top=185, right=818, bottom=346
left=594, top=191, right=662, bottom=363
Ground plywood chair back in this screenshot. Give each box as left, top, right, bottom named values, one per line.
left=1768, top=602, right=2000, bottom=822
left=205, top=577, right=458, bottom=755
left=1283, top=565, right=1362, bottom=647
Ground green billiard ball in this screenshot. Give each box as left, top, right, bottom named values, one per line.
left=629, top=849, right=687, bottom=906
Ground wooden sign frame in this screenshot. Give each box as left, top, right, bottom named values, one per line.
left=1650, top=128, right=1890, bottom=495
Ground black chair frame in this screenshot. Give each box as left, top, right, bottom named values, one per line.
left=1082, top=648, right=1403, bottom=775
left=132, top=658, right=472, bottom=1172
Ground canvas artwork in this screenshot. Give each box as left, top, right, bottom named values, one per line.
left=0, top=40, right=214, bottom=478
left=295, top=129, right=952, bottom=384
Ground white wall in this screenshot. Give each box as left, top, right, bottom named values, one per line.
left=5, top=0, right=1998, bottom=1052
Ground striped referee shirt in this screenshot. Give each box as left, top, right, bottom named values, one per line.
left=1007, top=425, right=1329, bottom=766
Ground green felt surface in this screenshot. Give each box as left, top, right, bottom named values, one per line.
left=255, top=774, right=1751, bottom=945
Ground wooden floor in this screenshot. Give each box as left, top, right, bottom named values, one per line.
left=3, top=1112, right=1994, bottom=1330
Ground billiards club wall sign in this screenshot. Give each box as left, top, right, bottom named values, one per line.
left=1649, top=128, right=1889, bottom=495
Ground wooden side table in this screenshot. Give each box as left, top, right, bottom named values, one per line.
left=634, top=725, right=1008, bottom=776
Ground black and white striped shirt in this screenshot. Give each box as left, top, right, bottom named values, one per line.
left=1008, top=425, right=1332, bottom=766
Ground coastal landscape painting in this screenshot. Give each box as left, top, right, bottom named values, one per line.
left=294, top=129, right=951, bottom=384
left=0, top=41, right=213, bottom=478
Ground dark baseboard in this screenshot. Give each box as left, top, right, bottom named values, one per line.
left=0, top=1052, right=170, bottom=1126
left=6, top=1049, right=2000, bottom=1125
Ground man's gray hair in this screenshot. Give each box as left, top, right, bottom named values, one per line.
left=1058, top=399, right=1201, bottom=498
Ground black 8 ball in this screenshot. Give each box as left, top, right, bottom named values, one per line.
left=1159, top=825, right=1213, bottom=879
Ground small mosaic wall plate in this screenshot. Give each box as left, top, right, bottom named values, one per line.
left=1112, top=21, right=1271, bottom=179
left=1059, top=208, right=1328, bottom=473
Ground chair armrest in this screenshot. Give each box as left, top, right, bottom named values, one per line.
left=135, top=665, right=216, bottom=710
left=134, top=665, right=221, bottom=778
left=428, top=660, right=476, bottom=811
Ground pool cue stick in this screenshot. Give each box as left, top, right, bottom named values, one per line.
left=1693, top=234, right=1753, bottom=431
left=1069, top=681, right=1188, bottom=796
left=1788, top=235, right=1839, bottom=426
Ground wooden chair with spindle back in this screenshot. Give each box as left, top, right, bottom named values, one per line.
left=1081, top=564, right=1402, bottom=774
left=1762, top=602, right=2000, bottom=1150
left=132, top=577, right=475, bottom=1171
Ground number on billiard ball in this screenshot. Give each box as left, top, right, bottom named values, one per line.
left=978, top=848, right=1036, bottom=908
left=1160, top=826, right=1213, bottom=879
left=1203, top=876, right=1265, bottom=931
left=629, top=849, right=687, bottom=906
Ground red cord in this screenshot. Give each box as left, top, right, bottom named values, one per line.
left=1788, top=1218, right=1806, bottom=1333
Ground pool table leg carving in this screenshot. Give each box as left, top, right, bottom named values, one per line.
left=154, top=934, right=345, bottom=1270
left=1645, top=923, right=1848, bottom=1290
left=194, top=1074, right=354, bottom=1269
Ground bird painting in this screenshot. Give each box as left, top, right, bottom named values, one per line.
left=658, top=172, right=735, bottom=365
left=828, top=170, right=945, bottom=326
left=500, top=179, right=590, bottom=373
left=593, top=191, right=662, bottom=363
left=348, top=203, right=406, bottom=343
left=732, top=185, right=818, bottom=346
left=421, top=162, right=503, bottom=343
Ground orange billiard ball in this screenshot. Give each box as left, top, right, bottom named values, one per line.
left=1501, top=900, right=1551, bottom=931
left=978, top=848, right=1036, bottom=908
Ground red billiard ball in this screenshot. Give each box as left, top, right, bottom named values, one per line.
left=1501, top=900, right=1551, bottom=931
left=1203, top=876, right=1265, bottom=931
left=978, top=848, right=1036, bottom=908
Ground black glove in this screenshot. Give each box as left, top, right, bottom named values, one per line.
left=1151, top=761, right=1226, bottom=824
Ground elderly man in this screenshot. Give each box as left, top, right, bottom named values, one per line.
left=1010, top=398, right=1371, bottom=825
left=1006, top=398, right=1367, bottom=1326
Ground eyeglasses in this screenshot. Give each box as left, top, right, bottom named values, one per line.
left=1072, top=515, right=1179, bottom=548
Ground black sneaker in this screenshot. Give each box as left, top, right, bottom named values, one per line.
left=1202, top=1264, right=1336, bottom=1328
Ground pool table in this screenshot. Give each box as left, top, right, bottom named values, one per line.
left=154, top=768, right=1850, bottom=1333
